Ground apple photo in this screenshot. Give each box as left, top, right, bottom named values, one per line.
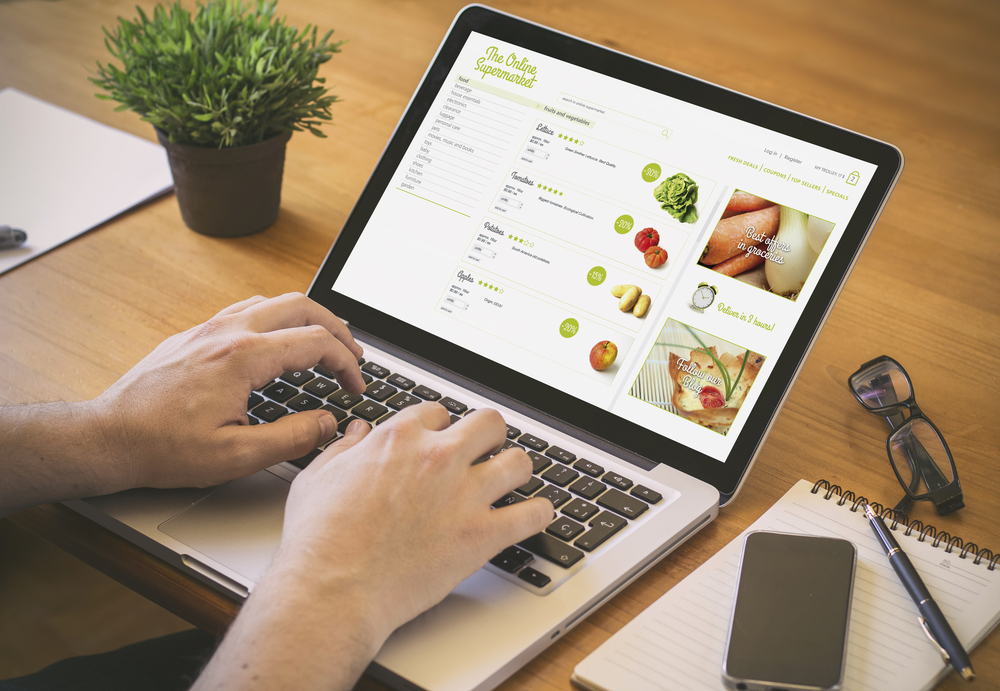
left=698, top=190, right=835, bottom=302
left=628, top=320, right=765, bottom=436
left=589, top=340, right=618, bottom=371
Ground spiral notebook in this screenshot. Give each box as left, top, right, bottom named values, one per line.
left=573, top=479, right=1000, bottom=691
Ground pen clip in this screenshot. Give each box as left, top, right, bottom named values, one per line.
left=918, top=616, right=950, bottom=664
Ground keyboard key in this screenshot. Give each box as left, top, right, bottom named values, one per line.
left=365, top=380, right=397, bottom=402
left=528, top=451, right=551, bottom=474
left=632, top=485, right=663, bottom=504
left=377, top=411, right=397, bottom=425
left=247, top=416, right=260, bottom=425
left=546, top=446, right=576, bottom=464
left=329, top=390, right=364, bottom=409
left=542, top=465, right=579, bottom=487
left=353, top=400, right=388, bottom=422
left=574, top=459, right=604, bottom=477
left=280, top=369, right=315, bottom=386
left=287, top=447, right=323, bottom=470
left=320, top=404, right=347, bottom=422
left=361, top=373, right=373, bottom=385
left=489, top=546, right=533, bottom=573
left=386, top=373, right=415, bottom=390
left=535, top=485, right=572, bottom=508
left=412, top=385, right=441, bottom=401
left=262, top=381, right=297, bottom=403
left=505, top=424, right=521, bottom=439
left=361, top=361, right=391, bottom=379
left=287, top=393, right=322, bottom=412
left=517, top=567, right=551, bottom=588
left=252, top=401, right=288, bottom=422
left=492, top=492, right=525, bottom=509
left=515, top=476, right=545, bottom=496
left=248, top=392, right=264, bottom=410
left=500, top=440, right=524, bottom=453
left=603, top=472, right=634, bottom=490
left=562, top=499, right=599, bottom=522
left=519, top=533, right=584, bottom=568
left=575, top=512, right=628, bottom=552
left=440, top=396, right=468, bottom=415
left=597, top=488, right=648, bottom=519
left=546, top=517, right=585, bottom=541
left=569, top=477, right=606, bottom=500
left=518, top=433, right=548, bottom=451
left=304, top=376, right=337, bottom=398
left=450, top=414, right=462, bottom=425
left=312, top=364, right=336, bottom=379
left=386, top=392, right=421, bottom=411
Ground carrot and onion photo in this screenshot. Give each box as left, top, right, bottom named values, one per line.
left=698, top=191, right=834, bottom=301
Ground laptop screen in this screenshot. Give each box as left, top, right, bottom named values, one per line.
left=315, top=9, right=900, bottom=497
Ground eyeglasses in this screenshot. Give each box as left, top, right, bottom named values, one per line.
left=848, top=355, right=964, bottom=516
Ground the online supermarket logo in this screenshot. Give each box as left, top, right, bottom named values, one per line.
left=475, top=46, right=538, bottom=88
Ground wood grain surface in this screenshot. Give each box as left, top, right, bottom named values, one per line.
left=1, top=0, right=997, bottom=689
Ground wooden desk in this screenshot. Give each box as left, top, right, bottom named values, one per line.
left=2, top=0, right=998, bottom=688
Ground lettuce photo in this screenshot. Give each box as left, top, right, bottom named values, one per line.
left=654, top=173, right=699, bottom=224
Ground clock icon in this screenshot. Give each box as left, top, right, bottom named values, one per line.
left=692, top=283, right=718, bottom=312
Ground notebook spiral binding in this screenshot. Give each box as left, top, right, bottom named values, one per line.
left=811, top=479, right=999, bottom=571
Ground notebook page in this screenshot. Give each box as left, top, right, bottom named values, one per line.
left=573, top=479, right=1000, bottom=691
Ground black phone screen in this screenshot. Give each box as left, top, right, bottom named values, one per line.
left=724, top=532, right=856, bottom=689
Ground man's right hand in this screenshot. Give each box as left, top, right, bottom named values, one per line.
left=194, top=402, right=553, bottom=691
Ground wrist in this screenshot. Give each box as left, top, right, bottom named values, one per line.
left=0, top=399, right=131, bottom=515
left=194, top=548, right=387, bottom=691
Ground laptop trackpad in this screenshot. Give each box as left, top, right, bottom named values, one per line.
left=159, top=470, right=290, bottom=582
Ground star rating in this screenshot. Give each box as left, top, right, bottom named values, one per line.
left=557, top=133, right=583, bottom=145
left=535, top=182, right=565, bottom=196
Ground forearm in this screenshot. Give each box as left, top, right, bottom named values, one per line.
left=193, top=553, right=386, bottom=691
left=0, top=400, right=127, bottom=517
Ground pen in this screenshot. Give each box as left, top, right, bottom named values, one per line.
left=864, top=502, right=975, bottom=681
left=0, top=226, right=28, bottom=250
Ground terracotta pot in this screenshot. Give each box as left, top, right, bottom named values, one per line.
left=156, top=129, right=292, bottom=237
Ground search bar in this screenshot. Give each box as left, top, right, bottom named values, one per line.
left=557, top=94, right=672, bottom=140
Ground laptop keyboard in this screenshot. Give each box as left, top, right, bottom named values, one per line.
left=247, top=354, right=666, bottom=594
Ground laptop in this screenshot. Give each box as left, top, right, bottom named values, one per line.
left=68, top=6, right=902, bottom=691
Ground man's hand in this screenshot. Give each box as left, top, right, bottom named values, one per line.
left=92, top=293, right=364, bottom=490
left=194, top=403, right=553, bottom=691
left=0, top=293, right=364, bottom=514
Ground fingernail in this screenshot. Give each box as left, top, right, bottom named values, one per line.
left=346, top=419, right=370, bottom=435
left=319, top=412, right=337, bottom=441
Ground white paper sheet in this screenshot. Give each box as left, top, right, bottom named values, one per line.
left=0, top=88, right=173, bottom=275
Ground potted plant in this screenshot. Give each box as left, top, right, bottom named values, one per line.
left=92, top=0, right=343, bottom=237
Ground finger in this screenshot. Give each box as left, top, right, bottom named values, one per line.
left=213, top=295, right=267, bottom=318
left=239, top=293, right=363, bottom=359
left=221, top=410, right=340, bottom=477
left=299, top=418, right=371, bottom=479
left=250, top=326, right=366, bottom=393
left=485, top=497, right=553, bottom=554
left=440, top=408, right=507, bottom=463
left=471, top=447, right=533, bottom=505
left=395, top=401, right=451, bottom=432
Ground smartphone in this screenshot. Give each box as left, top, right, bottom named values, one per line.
left=722, top=531, right=856, bottom=691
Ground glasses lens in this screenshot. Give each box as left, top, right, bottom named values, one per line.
left=851, top=359, right=912, bottom=409
left=889, top=418, right=954, bottom=497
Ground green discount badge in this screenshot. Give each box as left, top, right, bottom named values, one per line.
left=559, top=318, right=580, bottom=338
left=587, top=266, right=607, bottom=286
left=642, top=163, right=661, bottom=183
left=614, top=214, right=634, bottom=235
